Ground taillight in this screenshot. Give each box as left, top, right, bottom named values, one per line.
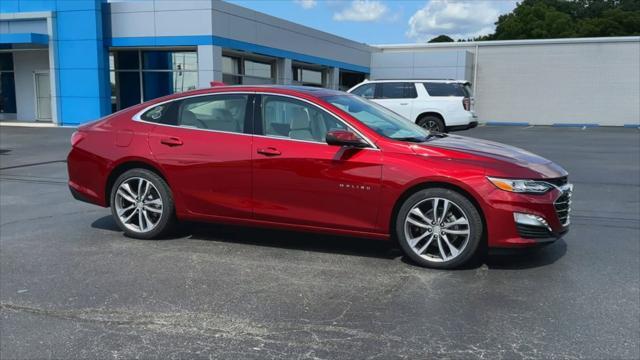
left=462, top=97, right=471, bottom=111
left=70, top=131, right=86, bottom=146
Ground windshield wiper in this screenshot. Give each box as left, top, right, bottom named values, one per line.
left=393, top=136, right=429, bottom=143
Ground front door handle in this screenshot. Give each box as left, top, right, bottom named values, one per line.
left=399, top=102, right=409, bottom=105
left=257, top=147, right=281, bottom=156
left=160, top=137, right=183, bottom=147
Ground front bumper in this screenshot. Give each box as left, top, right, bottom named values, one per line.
left=485, top=182, right=573, bottom=248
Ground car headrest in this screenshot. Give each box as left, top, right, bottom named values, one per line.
left=181, top=110, right=198, bottom=126
left=289, top=107, right=310, bottom=130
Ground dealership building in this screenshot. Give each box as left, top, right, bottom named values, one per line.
left=1, top=0, right=639, bottom=127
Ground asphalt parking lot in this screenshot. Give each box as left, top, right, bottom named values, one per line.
left=1, top=124, right=638, bottom=359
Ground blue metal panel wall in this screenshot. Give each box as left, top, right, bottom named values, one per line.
left=1, top=0, right=110, bottom=125
left=54, top=0, right=110, bottom=125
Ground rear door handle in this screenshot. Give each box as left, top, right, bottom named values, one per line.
left=257, top=147, right=281, bottom=156
left=399, top=102, right=409, bottom=105
left=160, top=137, right=183, bottom=147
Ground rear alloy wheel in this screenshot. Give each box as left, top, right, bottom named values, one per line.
left=417, top=115, right=445, bottom=133
left=396, top=188, right=483, bottom=269
left=110, top=169, right=175, bottom=239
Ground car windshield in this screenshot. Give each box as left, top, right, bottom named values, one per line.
left=322, top=95, right=430, bottom=142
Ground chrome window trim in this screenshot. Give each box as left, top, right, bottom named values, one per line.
left=132, top=91, right=255, bottom=122
left=131, top=90, right=380, bottom=150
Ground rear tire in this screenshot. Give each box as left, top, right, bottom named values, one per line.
left=417, top=115, right=446, bottom=133
left=110, top=168, right=175, bottom=239
left=395, top=188, right=483, bottom=269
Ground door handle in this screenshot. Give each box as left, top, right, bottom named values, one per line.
left=257, top=147, right=281, bottom=156
left=160, top=137, right=183, bottom=147
left=399, top=102, right=409, bottom=105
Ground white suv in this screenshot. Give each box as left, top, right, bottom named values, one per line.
left=347, top=80, right=477, bottom=133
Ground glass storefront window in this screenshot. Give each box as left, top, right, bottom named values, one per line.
left=222, top=54, right=275, bottom=85
left=293, top=66, right=324, bottom=86
left=110, top=50, right=198, bottom=112
left=142, top=51, right=198, bottom=71
left=0, top=53, right=14, bottom=71
left=0, top=54, right=16, bottom=114
left=244, top=59, right=272, bottom=79
left=223, top=56, right=239, bottom=75
left=0, top=72, right=17, bottom=114
left=115, top=50, right=140, bottom=70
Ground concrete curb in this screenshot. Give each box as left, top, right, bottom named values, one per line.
left=0, top=122, right=57, bottom=128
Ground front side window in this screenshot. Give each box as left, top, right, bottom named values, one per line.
left=261, top=95, right=345, bottom=142
left=351, top=83, right=375, bottom=99
left=378, top=82, right=417, bottom=99
left=323, top=95, right=429, bottom=142
left=177, top=95, right=248, bottom=133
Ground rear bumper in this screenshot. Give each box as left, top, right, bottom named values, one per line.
left=447, top=120, right=478, bottom=132
left=67, top=147, right=109, bottom=207
left=68, top=182, right=106, bottom=207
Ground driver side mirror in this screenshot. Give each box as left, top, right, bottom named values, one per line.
left=325, top=129, right=369, bottom=148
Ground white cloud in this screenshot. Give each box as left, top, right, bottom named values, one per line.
left=294, top=0, right=317, bottom=9
left=407, top=0, right=518, bottom=41
left=333, top=0, right=389, bottom=22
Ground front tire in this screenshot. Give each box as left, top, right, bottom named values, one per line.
left=110, top=168, right=175, bottom=239
left=417, top=115, right=446, bottom=133
left=395, top=188, right=483, bottom=269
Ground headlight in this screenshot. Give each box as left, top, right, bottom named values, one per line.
left=487, top=177, right=552, bottom=194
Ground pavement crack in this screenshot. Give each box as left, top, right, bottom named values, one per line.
left=0, top=159, right=67, bottom=171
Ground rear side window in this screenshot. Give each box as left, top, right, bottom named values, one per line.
left=423, top=82, right=468, bottom=97
left=351, top=83, right=375, bottom=99
left=140, top=103, right=176, bottom=125
left=177, top=94, right=249, bottom=133
left=377, top=82, right=417, bottom=99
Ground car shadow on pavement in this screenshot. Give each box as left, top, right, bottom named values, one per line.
left=91, top=215, right=403, bottom=261
left=91, top=215, right=567, bottom=269
left=485, top=240, right=567, bottom=270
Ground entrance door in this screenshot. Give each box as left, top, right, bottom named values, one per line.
left=34, top=72, right=52, bottom=121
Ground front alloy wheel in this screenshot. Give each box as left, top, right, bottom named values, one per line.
left=396, top=188, right=483, bottom=269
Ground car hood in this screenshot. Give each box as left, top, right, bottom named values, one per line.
left=414, top=134, right=567, bottom=179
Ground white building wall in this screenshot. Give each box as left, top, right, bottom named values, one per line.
left=473, top=41, right=639, bottom=126
left=374, top=37, right=640, bottom=126
left=13, top=50, right=50, bottom=121
left=371, top=49, right=474, bottom=82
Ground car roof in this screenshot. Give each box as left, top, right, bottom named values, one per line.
left=361, top=79, right=469, bottom=84
left=181, top=85, right=346, bottom=98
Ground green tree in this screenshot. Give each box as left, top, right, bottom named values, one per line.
left=485, top=0, right=640, bottom=40
left=428, top=35, right=455, bottom=43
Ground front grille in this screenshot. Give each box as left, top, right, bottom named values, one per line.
left=554, top=189, right=572, bottom=226
left=516, top=223, right=553, bottom=239
left=545, top=177, right=568, bottom=187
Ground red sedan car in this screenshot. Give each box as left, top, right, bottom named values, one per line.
left=68, top=86, right=572, bottom=269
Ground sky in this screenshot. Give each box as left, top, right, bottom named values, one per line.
left=226, top=0, right=519, bottom=45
